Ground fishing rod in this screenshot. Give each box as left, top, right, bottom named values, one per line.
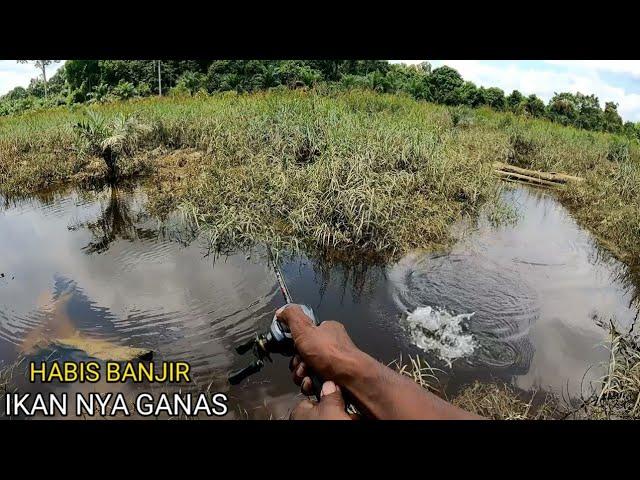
left=227, top=247, right=324, bottom=401
left=268, top=248, right=293, bottom=305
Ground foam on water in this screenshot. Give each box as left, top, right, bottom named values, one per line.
left=403, top=306, right=476, bottom=366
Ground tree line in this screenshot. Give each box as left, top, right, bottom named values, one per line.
left=2, top=60, right=638, bottom=139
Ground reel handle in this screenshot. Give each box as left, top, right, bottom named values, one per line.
left=228, top=360, right=263, bottom=385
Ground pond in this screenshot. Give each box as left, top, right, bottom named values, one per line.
left=1, top=183, right=638, bottom=418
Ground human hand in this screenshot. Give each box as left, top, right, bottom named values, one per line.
left=290, top=381, right=352, bottom=420
left=275, top=304, right=364, bottom=390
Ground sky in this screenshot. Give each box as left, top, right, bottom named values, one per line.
left=0, top=60, right=64, bottom=95
left=393, top=60, right=640, bottom=122
left=2, top=60, right=640, bottom=122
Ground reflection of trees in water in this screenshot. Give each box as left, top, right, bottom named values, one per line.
left=72, top=186, right=199, bottom=254
left=308, top=252, right=386, bottom=304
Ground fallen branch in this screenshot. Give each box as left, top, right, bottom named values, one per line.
left=493, top=161, right=584, bottom=185
left=494, top=169, right=560, bottom=188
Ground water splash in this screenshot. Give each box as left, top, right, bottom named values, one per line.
left=403, top=306, right=476, bottom=367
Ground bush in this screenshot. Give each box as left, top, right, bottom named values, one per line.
left=111, top=81, right=136, bottom=100
left=136, top=83, right=152, bottom=97
left=175, top=72, right=207, bottom=95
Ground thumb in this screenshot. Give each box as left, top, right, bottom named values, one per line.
left=318, top=381, right=346, bottom=410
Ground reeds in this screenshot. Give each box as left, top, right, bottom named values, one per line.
left=1, top=89, right=639, bottom=265
left=391, top=354, right=558, bottom=419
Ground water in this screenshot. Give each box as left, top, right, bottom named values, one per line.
left=1, top=183, right=638, bottom=418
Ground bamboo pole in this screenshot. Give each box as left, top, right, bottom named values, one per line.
left=494, top=170, right=560, bottom=187
left=493, top=161, right=583, bottom=184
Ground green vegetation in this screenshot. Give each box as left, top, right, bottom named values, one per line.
left=1, top=90, right=508, bottom=259
left=3, top=60, right=640, bottom=141
left=2, top=87, right=640, bottom=268
left=3, top=62, right=640, bottom=420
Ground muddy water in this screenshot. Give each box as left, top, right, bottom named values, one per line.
left=0, top=184, right=638, bottom=418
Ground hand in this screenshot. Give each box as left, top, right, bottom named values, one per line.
left=290, top=381, right=352, bottom=420
left=276, top=304, right=363, bottom=388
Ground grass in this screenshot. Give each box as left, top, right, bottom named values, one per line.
left=393, top=316, right=640, bottom=420
left=2, top=88, right=639, bottom=265
left=451, top=382, right=558, bottom=420
left=3, top=88, right=640, bottom=418
left=1, top=90, right=509, bottom=259
left=392, top=354, right=559, bottom=419
left=571, top=323, right=640, bottom=420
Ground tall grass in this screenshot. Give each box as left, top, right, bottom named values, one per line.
left=2, top=89, right=640, bottom=263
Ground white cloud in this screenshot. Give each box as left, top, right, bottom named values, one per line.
left=545, top=60, right=640, bottom=78
left=0, top=60, right=64, bottom=96
left=391, top=60, right=640, bottom=122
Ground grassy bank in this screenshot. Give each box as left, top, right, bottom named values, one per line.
left=1, top=90, right=507, bottom=259
left=2, top=89, right=638, bottom=265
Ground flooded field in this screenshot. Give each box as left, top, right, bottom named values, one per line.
left=1, top=183, right=638, bottom=418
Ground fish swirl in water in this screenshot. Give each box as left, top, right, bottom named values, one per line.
left=388, top=251, right=538, bottom=373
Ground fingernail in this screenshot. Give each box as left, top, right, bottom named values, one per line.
left=321, top=381, right=337, bottom=397
left=296, top=364, right=305, bottom=377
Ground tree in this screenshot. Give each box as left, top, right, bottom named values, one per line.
left=16, top=60, right=60, bottom=98
left=523, top=94, right=545, bottom=118
left=455, top=81, right=482, bottom=107
left=622, top=121, right=638, bottom=140
left=603, top=101, right=623, bottom=133
left=574, top=93, right=603, bottom=131
left=427, top=66, right=464, bottom=105
left=174, top=71, right=207, bottom=95
left=546, top=92, right=579, bottom=125
left=482, top=87, right=506, bottom=111
left=4, top=86, right=28, bottom=101
left=506, top=90, right=525, bottom=111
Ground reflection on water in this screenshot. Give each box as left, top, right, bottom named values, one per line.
left=387, top=187, right=639, bottom=397
left=1, top=183, right=639, bottom=417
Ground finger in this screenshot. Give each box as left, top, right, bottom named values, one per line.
left=289, top=354, right=301, bottom=372
left=293, top=361, right=307, bottom=386
left=290, top=398, right=315, bottom=420
left=275, top=304, right=315, bottom=337
left=300, top=376, right=314, bottom=396
left=319, top=381, right=346, bottom=411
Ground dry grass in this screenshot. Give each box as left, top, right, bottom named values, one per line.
left=452, top=382, right=558, bottom=420
left=0, top=357, right=25, bottom=417
left=1, top=90, right=509, bottom=260
left=394, top=319, right=640, bottom=420
left=392, top=354, right=559, bottom=420
left=390, top=354, right=443, bottom=393
left=2, top=89, right=640, bottom=266
left=579, top=324, right=640, bottom=419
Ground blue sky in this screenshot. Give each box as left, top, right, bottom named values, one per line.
left=2, top=60, right=640, bottom=121
left=394, top=60, right=640, bottom=122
